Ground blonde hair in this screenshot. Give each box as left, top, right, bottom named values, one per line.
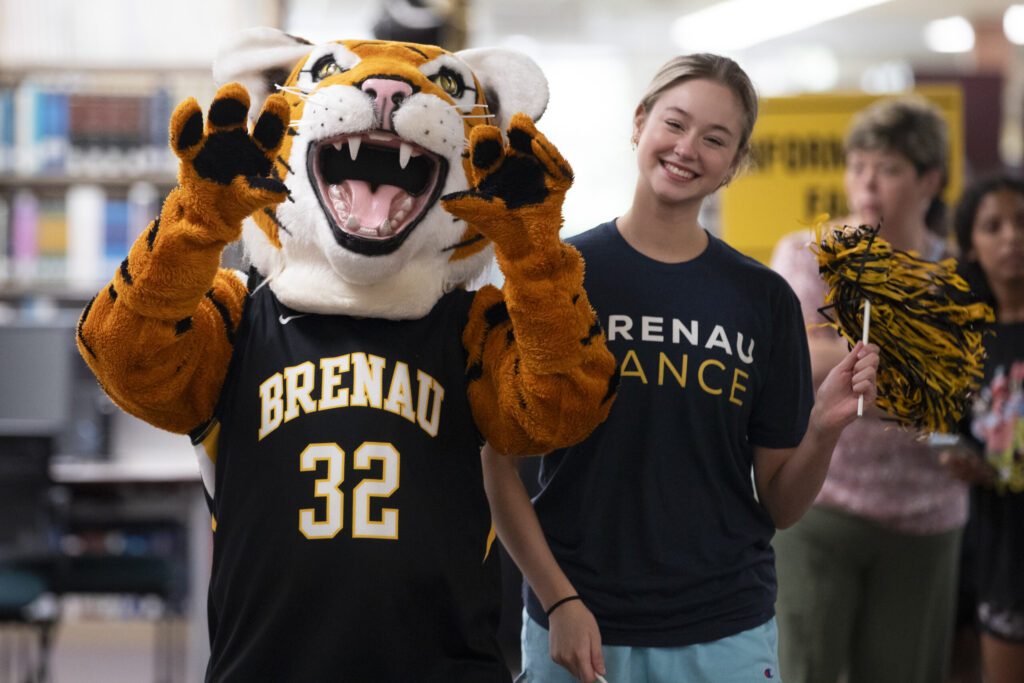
left=638, top=53, right=759, bottom=157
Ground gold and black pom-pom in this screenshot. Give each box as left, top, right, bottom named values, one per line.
left=812, top=218, right=994, bottom=433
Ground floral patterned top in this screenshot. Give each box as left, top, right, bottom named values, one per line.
left=970, top=322, right=1024, bottom=492
left=771, top=229, right=967, bottom=534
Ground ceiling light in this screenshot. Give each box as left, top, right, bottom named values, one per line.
left=671, top=0, right=892, bottom=52
left=923, top=16, right=975, bottom=53
left=790, top=47, right=840, bottom=92
left=1004, top=5, right=1024, bottom=44
left=860, top=61, right=915, bottom=94
left=743, top=47, right=839, bottom=96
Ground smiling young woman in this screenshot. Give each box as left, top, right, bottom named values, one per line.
left=628, top=78, right=745, bottom=218
left=616, top=59, right=756, bottom=264
left=481, top=53, right=879, bottom=683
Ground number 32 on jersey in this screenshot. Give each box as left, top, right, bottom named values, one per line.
left=299, top=442, right=399, bottom=540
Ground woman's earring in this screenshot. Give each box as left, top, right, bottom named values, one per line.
left=631, top=135, right=638, bottom=150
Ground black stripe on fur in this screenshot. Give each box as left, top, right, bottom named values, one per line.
left=442, top=232, right=485, bottom=252
left=247, top=175, right=286, bottom=193
left=205, top=290, right=235, bottom=344
left=467, top=302, right=511, bottom=384
left=262, top=207, right=291, bottom=235
left=77, top=296, right=97, bottom=358
left=484, top=301, right=509, bottom=329
left=146, top=217, right=160, bottom=250
left=119, top=258, right=133, bottom=286
left=580, top=322, right=602, bottom=346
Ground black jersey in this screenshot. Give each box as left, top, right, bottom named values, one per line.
left=192, top=280, right=508, bottom=682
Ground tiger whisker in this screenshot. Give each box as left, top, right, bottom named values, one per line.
left=276, top=84, right=314, bottom=96
left=276, top=85, right=333, bottom=109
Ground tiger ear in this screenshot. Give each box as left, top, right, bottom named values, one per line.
left=456, top=48, right=549, bottom=131
left=213, top=27, right=314, bottom=120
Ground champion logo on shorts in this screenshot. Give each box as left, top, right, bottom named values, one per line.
left=764, top=668, right=774, bottom=678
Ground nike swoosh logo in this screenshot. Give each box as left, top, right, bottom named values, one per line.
left=278, top=313, right=309, bottom=325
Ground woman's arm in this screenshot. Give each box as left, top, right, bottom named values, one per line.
left=753, top=341, right=879, bottom=528
left=480, top=443, right=606, bottom=683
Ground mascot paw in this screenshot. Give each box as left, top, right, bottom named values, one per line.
left=442, top=113, right=573, bottom=261
left=171, top=82, right=291, bottom=229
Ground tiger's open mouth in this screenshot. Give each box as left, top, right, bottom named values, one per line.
left=309, top=132, right=447, bottom=256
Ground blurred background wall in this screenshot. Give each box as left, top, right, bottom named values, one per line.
left=3, top=0, right=1023, bottom=240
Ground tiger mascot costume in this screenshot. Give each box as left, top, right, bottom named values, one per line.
left=76, top=27, right=616, bottom=682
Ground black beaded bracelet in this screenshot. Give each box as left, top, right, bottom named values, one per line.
left=545, top=594, right=582, bottom=617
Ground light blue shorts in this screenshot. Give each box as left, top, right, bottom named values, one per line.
left=516, top=609, right=782, bottom=683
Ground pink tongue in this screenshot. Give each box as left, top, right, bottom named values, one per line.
left=343, top=180, right=405, bottom=228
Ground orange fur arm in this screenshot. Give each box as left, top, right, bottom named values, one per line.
left=76, top=201, right=246, bottom=433
left=450, top=115, right=618, bottom=455
left=464, top=246, right=618, bottom=456
left=76, top=83, right=290, bottom=434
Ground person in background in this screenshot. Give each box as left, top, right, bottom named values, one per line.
left=483, top=52, right=879, bottom=683
left=942, top=174, right=1024, bottom=683
left=769, top=95, right=965, bottom=683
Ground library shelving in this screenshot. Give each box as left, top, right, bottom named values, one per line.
left=0, top=67, right=219, bottom=680
left=0, top=67, right=215, bottom=299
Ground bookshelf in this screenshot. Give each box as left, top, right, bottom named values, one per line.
left=0, top=68, right=215, bottom=300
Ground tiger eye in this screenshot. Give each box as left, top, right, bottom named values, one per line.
left=437, top=74, right=458, bottom=95
left=316, top=61, right=342, bottom=80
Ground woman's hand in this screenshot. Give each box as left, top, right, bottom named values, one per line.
left=548, top=599, right=606, bottom=683
left=754, top=341, right=881, bottom=529
left=812, top=341, right=880, bottom=435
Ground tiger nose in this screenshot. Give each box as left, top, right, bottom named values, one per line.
left=362, top=78, right=413, bottom=131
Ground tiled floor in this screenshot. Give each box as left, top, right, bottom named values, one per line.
left=11, top=617, right=516, bottom=683
left=0, top=619, right=191, bottom=683
left=51, top=620, right=170, bottom=682
left=11, top=574, right=524, bottom=683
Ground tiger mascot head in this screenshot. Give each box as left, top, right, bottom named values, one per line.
left=213, top=27, right=549, bottom=318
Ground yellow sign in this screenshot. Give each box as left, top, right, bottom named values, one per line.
left=720, top=86, right=964, bottom=265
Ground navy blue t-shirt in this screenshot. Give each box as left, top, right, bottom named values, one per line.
left=525, top=220, right=813, bottom=647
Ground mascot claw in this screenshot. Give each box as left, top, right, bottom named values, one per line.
left=170, top=83, right=290, bottom=229
left=443, top=113, right=574, bottom=261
